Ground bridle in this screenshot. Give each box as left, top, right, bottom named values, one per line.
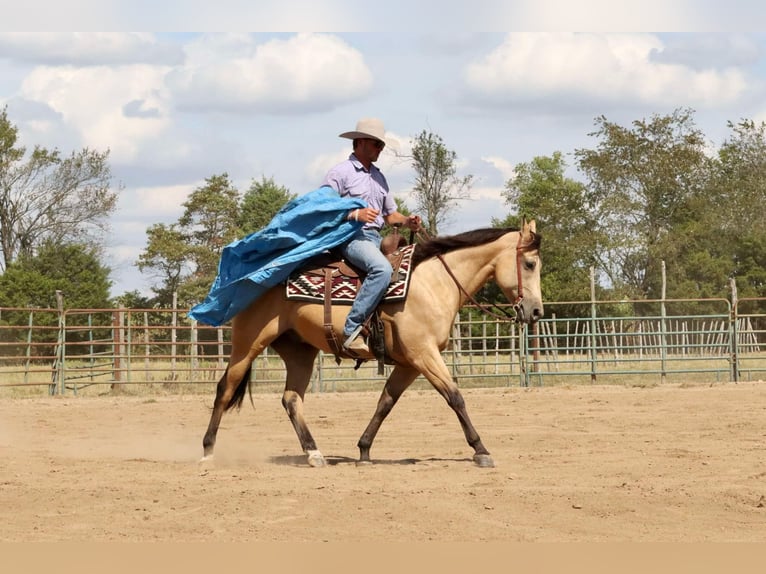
left=416, top=228, right=528, bottom=323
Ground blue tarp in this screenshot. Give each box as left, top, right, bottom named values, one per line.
left=188, top=186, right=365, bottom=326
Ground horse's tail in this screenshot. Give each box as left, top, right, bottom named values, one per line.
left=223, top=364, right=254, bottom=412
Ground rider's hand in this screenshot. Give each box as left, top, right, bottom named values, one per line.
left=407, top=215, right=422, bottom=231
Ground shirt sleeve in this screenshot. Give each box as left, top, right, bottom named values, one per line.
left=321, top=167, right=343, bottom=195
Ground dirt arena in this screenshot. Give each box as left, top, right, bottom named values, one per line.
left=1, top=382, right=765, bottom=542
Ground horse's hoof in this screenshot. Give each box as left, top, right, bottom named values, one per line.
left=355, top=459, right=373, bottom=467
left=306, top=450, right=327, bottom=468
left=198, top=454, right=215, bottom=471
left=473, top=454, right=495, bottom=468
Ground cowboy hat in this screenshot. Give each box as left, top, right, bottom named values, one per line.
left=339, top=117, right=387, bottom=143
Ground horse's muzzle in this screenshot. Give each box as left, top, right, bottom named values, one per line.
left=513, top=301, right=543, bottom=324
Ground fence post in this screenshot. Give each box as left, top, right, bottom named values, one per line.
left=518, top=323, right=528, bottom=387
left=660, top=261, right=668, bottom=384
left=589, top=267, right=598, bottom=384
left=111, top=310, right=124, bottom=392
left=730, top=277, right=739, bottom=382
left=53, top=290, right=65, bottom=395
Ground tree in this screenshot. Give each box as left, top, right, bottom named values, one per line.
left=238, top=176, right=296, bottom=235
left=136, top=223, right=191, bottom=306
left=499, top=152, right=600, bottom=308
left=410, top=130, right=473, bottom=235
left=574, top=108, right=710, bottom=299
left=706, top=119, right=766, bottom=299
left=136, top=173, right=242, bottom=308
left=0, top=106, right=117, bottom=272
left=0, top=240, right=111, bottom=309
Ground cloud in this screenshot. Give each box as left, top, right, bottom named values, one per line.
left=462, top=33, right=749, bottom=111
left=482, top=156, right=516, bottom=181
left=0, top=33, right=184, bottom=66
left=167, top=33, right=373, bottom=114
left=650, top=34, right=760, bottom=71
left=19, top=63, right=173, bottom=163
left=120, top=185, right=192, bottom=219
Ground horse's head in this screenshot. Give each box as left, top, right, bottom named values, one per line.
left=494, top=219, right=543, bottom=324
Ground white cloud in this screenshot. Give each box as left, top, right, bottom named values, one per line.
left=20, top=64, right=172, bottom=163
left=0, top=33, right=183, bottom=66
left=463, top=33, right=749, bottom=110
left=482, top=156, right=516, bottom=181
left=167, top=33, right=373, bottom=114
left=120, top=185, right=192, bottom=219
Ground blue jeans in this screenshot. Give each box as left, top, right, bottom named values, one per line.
left=338, top=228, right=393, bottom=338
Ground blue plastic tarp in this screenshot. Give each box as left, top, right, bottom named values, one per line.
left=188, top=186, right=365, bottom=326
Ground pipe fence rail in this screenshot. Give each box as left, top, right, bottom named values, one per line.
left=2, top=294, right=765, bottom=395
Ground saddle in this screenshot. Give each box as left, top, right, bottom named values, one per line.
left=285, top=227, right=413, bottom=366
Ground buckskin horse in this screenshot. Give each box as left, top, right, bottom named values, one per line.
left=200, top=220, right=543, bottom=468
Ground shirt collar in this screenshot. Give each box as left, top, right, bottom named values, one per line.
left=349, top=153, right=377, bottom=174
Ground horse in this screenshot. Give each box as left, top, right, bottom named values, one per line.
left=200, top=219, right=543, bottom=468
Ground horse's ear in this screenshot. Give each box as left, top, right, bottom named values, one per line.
left=520, top=217, right=535, bottom=236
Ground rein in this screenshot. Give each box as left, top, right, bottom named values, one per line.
left=416, top=229, right=526, bottom=323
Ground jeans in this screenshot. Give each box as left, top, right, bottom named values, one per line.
left=338, top=228, right=393, bottom=338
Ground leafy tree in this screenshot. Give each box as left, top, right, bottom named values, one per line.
left=136, top=173, right=242, bottom=308
left=0, top=240, right=111, bottom=309
left=410, top=130, right=473, bottom=235
left=113, top=290, right=156, bottom=309
left=238, top=176, right=296, bottom=235
left=575, top=108, right=710, bottom=299
left=178, top=174, right=242, bottom=306
left=500, top=152, right=600, bottom=308
left=0, top=106, right=117, bottom=272
left=0, top=241, right=113, bottom=354
left=707, top=119, right=766, bottom=300
left=136, top=223, right=191, bottom=306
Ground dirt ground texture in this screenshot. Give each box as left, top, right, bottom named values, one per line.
left=1, top=382, right=765, bottom=542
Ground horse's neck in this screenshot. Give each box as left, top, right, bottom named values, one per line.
left=427, top=236, right=511, bottom=300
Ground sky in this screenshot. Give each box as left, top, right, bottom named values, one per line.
left=2, top=26, right=766, bottom=297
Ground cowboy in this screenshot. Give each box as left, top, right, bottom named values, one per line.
left=322, top=118, right=421, bottom=356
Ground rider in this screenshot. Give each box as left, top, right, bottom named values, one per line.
left=322, top=118, right=421, bottom=357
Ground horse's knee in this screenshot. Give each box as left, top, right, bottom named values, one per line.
left=282, top=390, right=301, bottom=413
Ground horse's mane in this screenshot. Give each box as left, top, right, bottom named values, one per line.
left=411, top=227, right=539, bottom=268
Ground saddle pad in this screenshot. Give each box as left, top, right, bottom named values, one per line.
left=285, top=244, right=415, bottom=305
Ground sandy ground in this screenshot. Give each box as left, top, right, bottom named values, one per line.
left=1, top=382, right=765, bottom=542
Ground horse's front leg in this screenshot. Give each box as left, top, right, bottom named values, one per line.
left=413, top=351, right=494, bottom=468
left=271, top=335, right=325, bottom=467
left=357, top=365, right=420, bottom=465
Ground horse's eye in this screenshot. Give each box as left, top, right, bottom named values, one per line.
left=524, top=259, right=536, bottom=271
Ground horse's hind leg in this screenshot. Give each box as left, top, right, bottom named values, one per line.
left=201, top=352, right=256, bottom=464
left=270, top=334, right=324, bottom=467
left=357, top=365, right=420, bottom=465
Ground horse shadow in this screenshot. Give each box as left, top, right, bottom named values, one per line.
left=269, top=454, right=473, bottom=467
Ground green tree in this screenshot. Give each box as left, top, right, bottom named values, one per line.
left=706, top=119, right=766, bottom=299
left=0, top=240, right=111, bottom=309
left=136, top=223, right=191, bottom=307
left=238, top=176, right=296, bottom=235
left=410, top=130, right=473, bottom=235
left=113, top=290, right=156, bottom=309
left=575, top=108, right=710, bottom=299
left=179, top=174, right=242, bottom=306
left=0, top=106, right=117, bottom=272
left=499, top=152, right=600, bottom=310
left=136, top=173, right=242, bottom=308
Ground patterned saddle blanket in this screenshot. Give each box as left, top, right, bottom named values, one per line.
left=285, top=244, right=415, bottom=304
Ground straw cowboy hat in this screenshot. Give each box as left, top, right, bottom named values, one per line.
left=339, top=117, right=387, bottom=144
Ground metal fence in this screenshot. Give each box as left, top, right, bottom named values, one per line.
left=2, top=293, right=765, bottom=395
